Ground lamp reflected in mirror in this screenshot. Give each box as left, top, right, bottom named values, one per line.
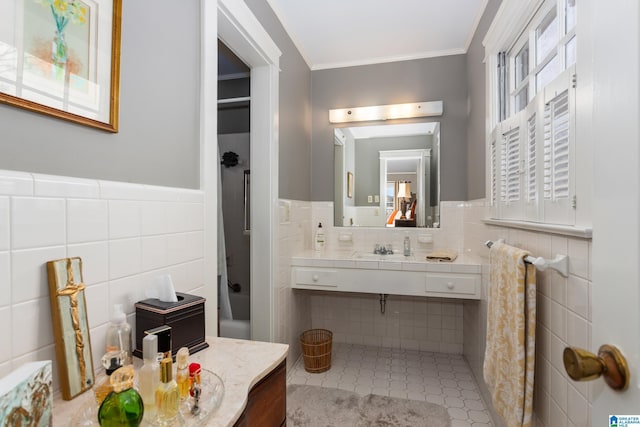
left=397, top=181, right=411, bottom=219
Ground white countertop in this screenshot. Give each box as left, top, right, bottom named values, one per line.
left=291, top=250, right=482, bottom=274
left=53, top=337, right=289, bottom=426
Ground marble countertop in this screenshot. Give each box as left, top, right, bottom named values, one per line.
left=53, top=337, right=289, bottom=426
left=291, top=250, right=482, bottom=273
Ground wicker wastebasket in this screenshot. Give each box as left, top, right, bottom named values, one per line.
left=300, top=329, right=333, bottom=373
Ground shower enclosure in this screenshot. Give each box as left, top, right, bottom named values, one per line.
left=217, top=40, right=251, bottom=339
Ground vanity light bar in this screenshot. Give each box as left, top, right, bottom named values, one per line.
left=329, top=101, right=443, bottom=123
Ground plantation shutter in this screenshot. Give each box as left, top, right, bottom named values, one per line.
left=490, top=138, right=498, bottom=207
left=502, top=127, right=521, bottom=204
left=541, top=67, right=575, bottom=225
left=543, top=90, right=570, bottom=201
left=526, top=113, right=537, bottom=202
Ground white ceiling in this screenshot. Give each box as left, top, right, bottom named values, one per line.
left=266, top=0, right=488, bottom=70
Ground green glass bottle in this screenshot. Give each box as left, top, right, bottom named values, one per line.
left=98, top=365, right=144, bottom=427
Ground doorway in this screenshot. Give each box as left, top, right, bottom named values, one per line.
left=217, top=40, right=251, bottom=339
left=207, top=0, right=281, bottom=342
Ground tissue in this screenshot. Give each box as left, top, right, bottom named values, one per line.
left=145, top=274, right=178, bottom=302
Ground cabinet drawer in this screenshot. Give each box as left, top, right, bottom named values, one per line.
left=426, top=274, right=479, bottom=297
left=293, top=268, right=338, bottom=288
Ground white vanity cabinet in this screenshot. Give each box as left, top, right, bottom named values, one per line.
left=290, top=255, right=482, bottom=300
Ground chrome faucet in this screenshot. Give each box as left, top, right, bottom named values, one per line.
left=374, top=244, right=394, bottom=255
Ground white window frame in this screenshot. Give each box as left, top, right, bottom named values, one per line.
left=484, top=0, right=589, bottom=230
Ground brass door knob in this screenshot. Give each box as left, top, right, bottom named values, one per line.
left=563, top=345, right=630, bottom=391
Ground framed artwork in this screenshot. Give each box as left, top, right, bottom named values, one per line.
left=0, top=361, right=52, bottom=425
left=46, top=257, right=95, bottom=400
left=347, top=171, right=354, bottom=198
left=0, top=0, right=122, bottom=132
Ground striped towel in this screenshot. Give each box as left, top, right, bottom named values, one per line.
left=484, top=242, right=536, bottom=427
left=425, top=249, right=458, bottom=262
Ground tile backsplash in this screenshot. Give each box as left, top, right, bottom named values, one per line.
left=310, top=201, right=466, bottom=256
left=0, top=170, right=205, bottom=391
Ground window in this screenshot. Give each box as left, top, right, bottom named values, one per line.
left=487, top=0, right=579, bottom=226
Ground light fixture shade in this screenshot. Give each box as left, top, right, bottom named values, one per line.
left=329, top=101, right=443, bottom=123
left=397, top=182, right=411, bottom=199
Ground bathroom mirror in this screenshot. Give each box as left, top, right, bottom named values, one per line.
left=334, top=122, right=440, bottom=228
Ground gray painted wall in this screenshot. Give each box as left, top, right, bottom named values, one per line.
left=245, top=0, right=312, bottom=201
left=0, top=0, right=201, bottom=188
left=311, top=55, right=469, bottom=202
left=466, top=0, right=502, bottom=200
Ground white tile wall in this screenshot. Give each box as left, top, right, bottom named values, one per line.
left=11, top=246, right=66, bottom=303
left=276, top=199, right=312, bottom=372
left=0, top=252, right=10, bottom=307
left=0, top=171, right=206, bottom=393
left=462, top=199, right=593, bottom=427
left=0, top=197, right=9, bottom=251
left=309, top=293, right=464, bottom=354
left=11, top=197, right=66, bottom=249
left=302, top=201, right=468, bottom=355
left=67, top=199, right=109, bottom=243
left=301, top=199, right=594, bottom=426
left=310, top=201, right=466, bottom=259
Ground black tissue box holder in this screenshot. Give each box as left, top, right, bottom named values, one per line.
left=133, top=292, right=208, bottom=359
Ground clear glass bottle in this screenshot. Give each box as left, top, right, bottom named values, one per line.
left=94, top=351, right=124, bottom=406
left=403, top=233, right=411, bottom=256
left=138, top=335, right=160, bottom=421
left=105, top=304, right=132, bottom=365
left=155, top=357, right=179, bottom=425
left=97, top=365, right=144, bottom=427
left=176, top=347, right=190, bottom=401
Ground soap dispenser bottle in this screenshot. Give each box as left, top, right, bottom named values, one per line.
left=105, top=304, right=132, bottom=365
left=138, top=335, right=160, bottom=420
left=97, top=365, right=144, bottom=427
left=403, top=233, right=411, bottom=257
left=314, top=222, right=325, bottom=251
left=155, top=357, right=179, bottom=425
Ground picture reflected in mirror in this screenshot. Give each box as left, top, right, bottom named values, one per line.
left=334, top=122, right=440, bottom=228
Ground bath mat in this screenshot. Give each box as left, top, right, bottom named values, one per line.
left=287, top=384, right=451, bottom=427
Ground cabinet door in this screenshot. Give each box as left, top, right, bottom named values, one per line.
left=234, top=360, right=286, bottom=427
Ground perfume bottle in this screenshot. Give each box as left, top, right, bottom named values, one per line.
left=94, top=351, right=124, bottom=406
left=176, top=347, right=190, bottom=401
left=138, top=335, right=160, bottom=421
left=155, top=357, right=179, bottom=425
left=188, top=363, right=201, bottom=397
left=97, top=365, right=144, bottom=427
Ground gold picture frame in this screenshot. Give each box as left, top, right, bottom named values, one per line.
left=347, top=171, right=354, bottom=198
left=0, top=0, right=122, bottom=132
left=46, top=257, right=95, bottom=400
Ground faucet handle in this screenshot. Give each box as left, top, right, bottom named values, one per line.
left=386, top=244, right=393, bottom=254
left=374, top=244, right=381, bottom=254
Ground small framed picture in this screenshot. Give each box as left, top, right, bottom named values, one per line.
left=0, top=0, right=123, bottom=131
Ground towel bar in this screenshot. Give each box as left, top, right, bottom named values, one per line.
left=485, top=240, right=569, bottom=277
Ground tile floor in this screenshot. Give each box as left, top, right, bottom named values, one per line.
left=287, top=342, right=494, bottom=427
